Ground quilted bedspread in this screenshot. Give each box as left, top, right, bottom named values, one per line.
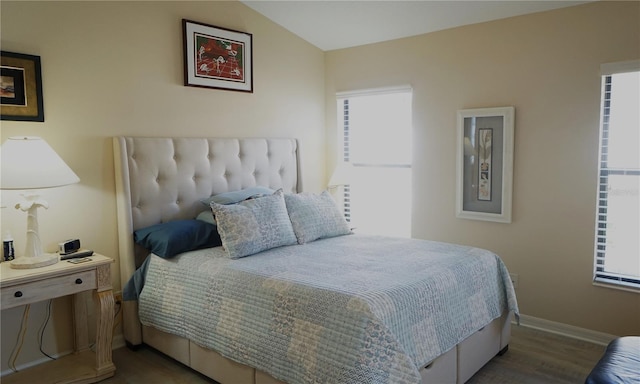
left=138, top=234, right=519, bottom=384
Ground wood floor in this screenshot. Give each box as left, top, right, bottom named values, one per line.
left=102, top=325, right=605, bottom=384
left=466, top=326, right=604, bottom=384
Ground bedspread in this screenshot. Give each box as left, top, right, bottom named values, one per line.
left=137, top=234, right=519, bottom=384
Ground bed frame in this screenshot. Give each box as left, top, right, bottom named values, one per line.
left=113, top=136, right=511, bottom=384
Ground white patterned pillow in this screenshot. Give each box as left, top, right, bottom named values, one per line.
left=284, top=190, right=352, bottom=244
left=211, top=190, right=297, bottom=259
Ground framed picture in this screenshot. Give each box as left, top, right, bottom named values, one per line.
left=456, top=106, right=515, bottom=223
left=1, top=51, right=44, bottom=122
left=183, top=19, right=253, bottom=93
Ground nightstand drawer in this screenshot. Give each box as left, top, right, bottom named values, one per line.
left=1, top=270, right=96, bottom=309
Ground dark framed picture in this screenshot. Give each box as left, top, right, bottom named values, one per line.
left=456, top=107, right=515, bottom=223
left=1, top=51, right=44, bottom=122
left=183, top=19, right=253, bottom=93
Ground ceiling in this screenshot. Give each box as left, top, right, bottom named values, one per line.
left=240, top=0, right=593, bottom=51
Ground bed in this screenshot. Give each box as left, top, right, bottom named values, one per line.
left=113, top=136, right=519, bottom=384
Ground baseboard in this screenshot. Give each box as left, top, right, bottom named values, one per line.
left=0, top=349, right=72, bottom=377
left=2, top=333, right=126, bottom=378
left=516, top=314, right=617, bottom=346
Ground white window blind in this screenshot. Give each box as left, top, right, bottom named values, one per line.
left=337, top=87, right=413, bottom=237
left=594, top=60, right=640, bottom=290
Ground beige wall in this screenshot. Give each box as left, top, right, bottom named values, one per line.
left=1, top=0, right=639, bottom=375
left=326, top=0, right=640, bottom=336
left=0, top=0, right=325, bottom=372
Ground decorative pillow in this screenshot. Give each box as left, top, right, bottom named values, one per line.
left=284, top=190, right=352, bottom=244
left=196, top=210, right=216, bottom=225
left=133, top=220, right=222, bottom=258
left=211, top=190, right=297, bottom=259
left=200, top=186, right=275, bottom=206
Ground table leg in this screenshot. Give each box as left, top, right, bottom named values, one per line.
left=95, top=289, right=115, bottom=375
left=72, top=291, right=91, bottom=353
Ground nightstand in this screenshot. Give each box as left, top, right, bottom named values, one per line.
left=1, top=254, right=116, bottom=384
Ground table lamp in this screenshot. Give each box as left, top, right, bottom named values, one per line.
left=0, top=136, right=80, bottom=269
left=328, top=162, right=354, bottom=189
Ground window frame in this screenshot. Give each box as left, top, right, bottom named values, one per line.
left=593, top=59, right=640, bottom=292
left=336, top=86, right=413, bottom=235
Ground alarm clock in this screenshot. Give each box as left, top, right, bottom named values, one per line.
left=59, top=239, right=81, bottom=255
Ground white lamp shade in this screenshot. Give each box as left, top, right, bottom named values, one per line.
left=1, top=136, right=80, bottom=190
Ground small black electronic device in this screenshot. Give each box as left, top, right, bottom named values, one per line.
left=59, top=239, right=81, bottom=255
left=60, top=249, right=94, bottom=260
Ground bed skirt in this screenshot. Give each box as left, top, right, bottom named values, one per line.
left=134, top=309, right=512, bottom=384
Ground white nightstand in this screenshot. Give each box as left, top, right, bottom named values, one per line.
left=0, top=254, right=116, bottom=383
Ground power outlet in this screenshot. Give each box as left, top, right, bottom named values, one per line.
left=510, top=273, right=519, bottom=289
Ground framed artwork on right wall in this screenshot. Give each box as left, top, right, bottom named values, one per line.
left=456, top=106, right=515, bottom=223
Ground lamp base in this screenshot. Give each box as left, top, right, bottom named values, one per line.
left=10, top=253, right=59, bottom=269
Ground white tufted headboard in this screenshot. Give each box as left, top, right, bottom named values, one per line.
left=113, top=137, right=302, bottom=344
left=113, top=137, right=301, bottom=279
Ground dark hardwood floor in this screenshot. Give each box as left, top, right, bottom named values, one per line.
left=102, top=325, right=605, bottom=383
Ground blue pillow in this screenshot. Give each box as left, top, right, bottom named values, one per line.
left=133, top=220, right=222, bottom=258
left=200, top=186, right=275, bottom=206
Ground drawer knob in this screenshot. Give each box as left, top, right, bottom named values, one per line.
left=14, top=291, right=23, bottom=298
left=75, top=278, right=83, bottom=284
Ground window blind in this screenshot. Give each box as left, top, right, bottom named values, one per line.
left=336, top=87, right=413, bottom=237
left=594, top=62, right=640, bottom=290
left=342, top=98, right=351, bottom=222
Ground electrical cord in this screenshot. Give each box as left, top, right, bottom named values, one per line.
left=113, top=297, right=122, bottom=331
left=8, top=304, right=30, bottom=372
left=7, top=296, right=122, bottom=371
left=37, top=300, right=56, bottom=361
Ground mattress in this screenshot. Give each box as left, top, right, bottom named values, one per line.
left=135, top=234, right=519, bottom=384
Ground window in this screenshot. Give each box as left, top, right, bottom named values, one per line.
left=594, top=60, right=640, bottom=290
left=337, top=87, right=412, bottom=237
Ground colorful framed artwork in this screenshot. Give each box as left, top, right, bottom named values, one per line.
left=183, top=19, right=253, bottom=93
left=456, top=106, right=515, bottom=223
left=1, top=51, right=44, bottom=122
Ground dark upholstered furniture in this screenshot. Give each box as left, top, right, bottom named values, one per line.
left=585, top=336, right=640, bottom=384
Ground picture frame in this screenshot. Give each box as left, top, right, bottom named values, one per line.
left=456, top=106, right=515, bottom=223
left=183, top=19, right=253, bottom=93
left=1, top=51, right=44, bottom=122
